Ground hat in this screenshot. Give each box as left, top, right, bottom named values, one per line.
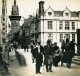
left=54, top=42, right=57, bottom=45
left=47, top=40, right=51, bottom=43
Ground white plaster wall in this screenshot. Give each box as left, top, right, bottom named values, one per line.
left=39, top=7, right=80, bottom=50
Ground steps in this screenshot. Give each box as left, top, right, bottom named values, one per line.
left=72, top=56, right=80, bottom=65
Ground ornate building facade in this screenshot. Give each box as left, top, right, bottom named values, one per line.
left=1, top=0, right=7, bottom=44
left=9, top=0, right=21, bottom=41
left=30, top=1, right=80, bottom=54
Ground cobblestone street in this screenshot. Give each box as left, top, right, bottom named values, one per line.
left=1, top=49, right=80, bottom=76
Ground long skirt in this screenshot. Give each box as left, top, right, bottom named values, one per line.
left=53, top=55, right=61, bottom=67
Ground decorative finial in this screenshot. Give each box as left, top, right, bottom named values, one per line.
left=14, top=0, right=16, bottom=5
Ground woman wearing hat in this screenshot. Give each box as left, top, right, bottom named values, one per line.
left=52, top=42, right=61, bottom=67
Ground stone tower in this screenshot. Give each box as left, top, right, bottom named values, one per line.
left=9, top=0, right=21, bottom=40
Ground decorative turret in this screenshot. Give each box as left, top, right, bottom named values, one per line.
left=14, top=0, right=16, bottom=5
left=9, top=0, right=21, bottom=40
left=12, top=0, right=19, bottom=15
left=39, top=1, right=44, bottom=16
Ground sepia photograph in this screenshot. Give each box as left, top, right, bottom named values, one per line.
left=0, top=0, right=80, bottom=76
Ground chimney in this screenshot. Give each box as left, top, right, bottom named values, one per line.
left=39, top=1, right=44, bottom=16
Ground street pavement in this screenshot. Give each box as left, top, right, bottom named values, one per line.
left=1, top=49, right=80, bottom=76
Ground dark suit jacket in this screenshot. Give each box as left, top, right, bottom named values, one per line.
left=34, top=45, right=44, bottom=58
left=36, top=53, right=43, bottom=65
left=44, top=45, right=53, bottom=56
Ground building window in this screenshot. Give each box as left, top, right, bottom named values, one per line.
left=65, top=21, right=70, bottom=30
left=72, top=34, right=75, bottom=42
left=60, top=34, right=63, bottom=42
left=59, top=21, right=63, bottom=30
left=72, top=22, right=75, bottom=30
left=71, top=12, right=78, bottom=17
left=48, top=21, right=52, bottom=29
left=2, top=28, right=5, bottom=30
left=48, top=12, right=52, bottom=16
left=3, top=18, right=5, bottom=21
left=65, top=13, right=69, bottom=16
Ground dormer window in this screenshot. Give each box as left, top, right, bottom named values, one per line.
left=65, top=13, right=69, bottom=16
left=48, top=12, right=52, bottom=16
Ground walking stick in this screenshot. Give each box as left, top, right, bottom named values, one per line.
left=43, top=55, right=44, bottom=71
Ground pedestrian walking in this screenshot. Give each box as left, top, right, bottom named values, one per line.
left=31, top=42, right=35, bottom=63
left=53, top=42, right=61, bottom=67
left=61, top=41, right=74, bottom=69
left=69, top=40, right=77, bottom=57
left=44, top=40, right=53, bottom=72
left=66, top=38, right=69, bottom=44
left=34, top=41, right=44, bottom=74
left=23, top=44, right=27, bottom=52
left=61, top=39, right=66, bottom=53
left=61, top=42, right=69, bottom=66
left=66, top=41, right=77, bottom=69
left=35, top=53, right=43, bottom=74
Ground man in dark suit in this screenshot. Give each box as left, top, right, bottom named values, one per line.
left=34, top=41, right=44, bottom=74
left=36, top=53, right=43, bottom=74
left=44, top=40, right=53, bottom=72
left=35, top=41, right=44, bottom=54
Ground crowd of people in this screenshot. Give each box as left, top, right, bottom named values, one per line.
left=30, top=39, right=77, bottom=74
left=0, top=38, right=77, bottom=74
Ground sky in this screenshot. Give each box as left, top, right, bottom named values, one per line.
left=0, top=0, right=80, bottom=43
left=0, top=0, right=80, bottom=19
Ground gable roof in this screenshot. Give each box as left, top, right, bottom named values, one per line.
left=44, top=5, right=54, bottom=14
left=63, top=6, right=71, bottom=12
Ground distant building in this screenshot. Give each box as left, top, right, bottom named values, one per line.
left=9, top=0, right=21, bottom=41
left=0, top=17, right=2, bottom=44
left=36, top=1, right=80, bottom=45
left=29, top=1, right=80, bottom=54
left=21, top=15, right=39, bottom=45
left=19, top=18, right=30, bottom=45
left=1, top=0, right=7, bottom=44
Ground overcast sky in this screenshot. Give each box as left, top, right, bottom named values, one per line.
left=0, top=0, right=80, bottom=18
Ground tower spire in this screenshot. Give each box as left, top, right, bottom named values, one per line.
left=14, top=0, right=16, bottom=5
